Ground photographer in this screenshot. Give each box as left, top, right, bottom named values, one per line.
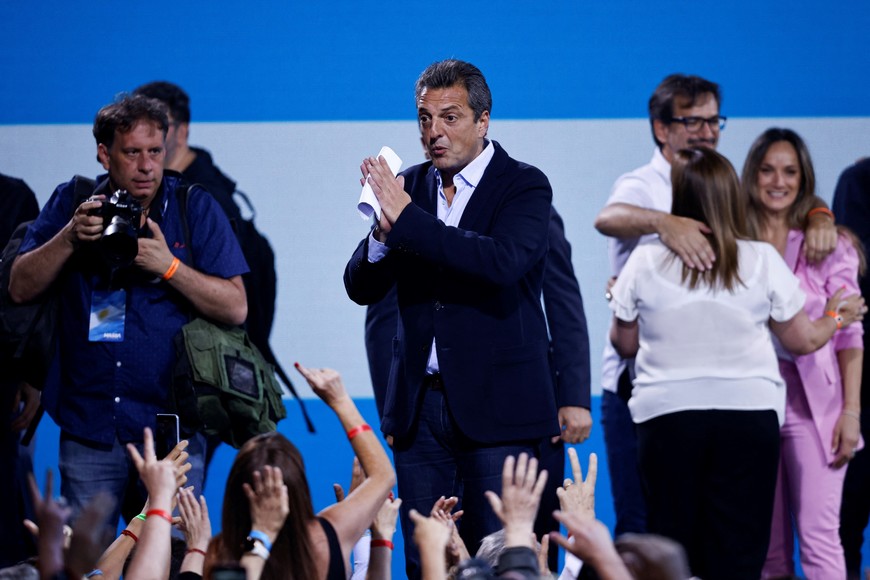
left=8, top=94, right=248, bottom=527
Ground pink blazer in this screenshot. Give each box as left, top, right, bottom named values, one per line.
left=785, top=230, right=864, bottom=463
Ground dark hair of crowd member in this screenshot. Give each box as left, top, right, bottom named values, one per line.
left=133, top=81, right=192, bottom=125
left=208, top=432, right=317, bottom=580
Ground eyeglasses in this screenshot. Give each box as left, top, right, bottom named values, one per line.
left=669, top=115, right=727, bottom=132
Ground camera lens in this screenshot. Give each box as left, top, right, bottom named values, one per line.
left=100, top=215, right=139, bottom=267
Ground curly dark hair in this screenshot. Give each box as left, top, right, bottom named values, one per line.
left=92, top=93, right=169, bottom=152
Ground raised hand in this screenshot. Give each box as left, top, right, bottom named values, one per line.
left=127, top=427, right=178, bottom=509
left=485, top=453, right=548, bottom=549
left=549, top=510, right=631, bottom=579
left=430, top=496, right=468, bottom=565
left=556, top=449, right=597, bottom=519
left=177, top=487, right=212, bottom=554
left=243, top=465, right=289, bottom=543
left=294, top=363, right=349, bottom=408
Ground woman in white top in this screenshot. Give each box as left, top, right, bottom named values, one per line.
left=608, top=147, right=865, bottom=580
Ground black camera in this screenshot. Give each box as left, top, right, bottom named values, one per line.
left=88, top=189, right=143, bottom=268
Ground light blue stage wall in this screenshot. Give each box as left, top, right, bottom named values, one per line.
left=4, top=0, right=870, bottom=575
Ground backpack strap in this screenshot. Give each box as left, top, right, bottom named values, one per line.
left=175, top=180, right=315, bottom=433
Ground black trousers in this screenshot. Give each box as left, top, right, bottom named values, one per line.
left=637, top=409, right=780, bottom=580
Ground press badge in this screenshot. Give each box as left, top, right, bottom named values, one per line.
left=89, top=290, right=127, bottom=342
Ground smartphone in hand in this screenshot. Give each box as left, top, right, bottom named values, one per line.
left=155, top=413, right=180, bottom=459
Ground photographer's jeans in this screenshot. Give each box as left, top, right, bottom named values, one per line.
left=59, top=430, right=205, bottom=527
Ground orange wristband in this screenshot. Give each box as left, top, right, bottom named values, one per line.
left=808, top=207, right=834, bottom=221
left=347, top=424, right=373, bottom=440
left=825, top=310, right=843, bottom=330
left=145, top=508, right=173, bottom=524
left=162, top=257, right=181, bottom=281
left=371, top=539, right=394, bottom=550
left=121, top=529, right=138, bottom=542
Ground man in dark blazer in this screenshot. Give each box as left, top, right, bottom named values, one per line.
left=363, top=205, right=593, bottom=570
left=344, top=59, right=574, bottom=577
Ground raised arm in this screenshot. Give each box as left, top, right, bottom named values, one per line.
left=295, top=363, right=396, bottom=562
left=595, top=202, right=714, bottom=271
left=89, top=440, right=190, bottom=580
left=123, top=428, right=179, bottom=580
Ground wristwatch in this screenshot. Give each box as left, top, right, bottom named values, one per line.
left=242, top=530, right=272, bottom=560
left=243, top=537, right=270, bottom=560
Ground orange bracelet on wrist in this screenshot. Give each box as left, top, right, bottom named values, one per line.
left=371, top=539, right=394, bottom=550
left=186, top=548, right=207, bottom=557
left=808, top=207, right=835, bottom=221
left=347, top=424, right=373, bottom=440
left=825, top=310, right=844, bottom=330
left=121, top=529, right=138, bottom=542
left=145, top=508, right=173, bottom=524
left=162, top=257, right=181, bottom=281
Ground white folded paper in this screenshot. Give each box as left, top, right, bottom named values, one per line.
left=358, top=146, right=403, bottom=221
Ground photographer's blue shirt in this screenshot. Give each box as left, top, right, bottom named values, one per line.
left=20, top=173, right=249, bottom=445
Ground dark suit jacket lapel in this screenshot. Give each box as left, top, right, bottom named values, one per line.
left=421, top=165, right=439, bottom=216
left=458, top=142, right=507, bottom=230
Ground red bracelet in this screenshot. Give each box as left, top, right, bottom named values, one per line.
left=145, top=509, right=173, bottom=524
left=186, top=548, right=207, bottom=557
left=371, top=539, right=394, bottom=550
left=121, top=529, right=139, bottom=543
left=347, top=424, right=373, bottom=440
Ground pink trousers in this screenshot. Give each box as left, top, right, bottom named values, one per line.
left=762, top=361, right=847, bottom=579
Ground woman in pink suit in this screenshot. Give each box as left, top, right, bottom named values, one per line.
left=744, top=128, right=866, bottom=579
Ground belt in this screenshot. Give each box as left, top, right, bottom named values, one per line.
left=422, top=373, right=444, bottom=391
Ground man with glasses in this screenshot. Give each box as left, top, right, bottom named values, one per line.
left=594, top=73, right=722, bottom=537
left=594, top=74, right=837, bottom=538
